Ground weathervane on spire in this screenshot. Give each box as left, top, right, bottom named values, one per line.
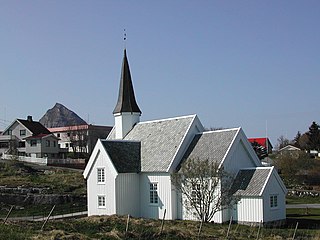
left=124, top=29, right=127, bottom=48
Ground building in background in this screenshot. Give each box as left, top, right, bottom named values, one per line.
left=49, top=124, right=112, bottom=156
left=0, top=116, right=61, bottom=158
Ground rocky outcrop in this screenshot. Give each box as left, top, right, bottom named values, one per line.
left=0, top=193, right=85, bottom=205
left=39, top=103, right=87, bottom=128
left=0, top=186, right=86, bottom=205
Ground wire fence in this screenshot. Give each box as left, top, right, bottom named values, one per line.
left=0, top=203, right=87, bottom=221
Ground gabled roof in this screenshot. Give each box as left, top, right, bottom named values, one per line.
left=17, top=118, right=51, bottom=135
left=113, top=49, right=141, bottom=114
left=279, top=144, right=301, bottom=152
left=248, top=137, right=273, bottom=149
left=24, top=133, right=59, bottom=140
left=1, top=117, right=51, bottom=136
left=101, top=140, right=141, bottom=173
left=182, top=128, right=239, bottom=166
left=231, top=167, right=273, bottom=196
left=108, top=115, right=196, bottom=172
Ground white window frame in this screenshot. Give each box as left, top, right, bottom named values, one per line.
left=270, top=194, right=278, bottom=208
left=30, top=140, right=37, bottom=147
left=149, top=182, right=159, bottom=205
left=97, top=168, right=105, bottom=184
left=98, top=195, right=106, bottom=208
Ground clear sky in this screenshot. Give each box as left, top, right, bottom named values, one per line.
left=1, top=1, right=319, bottom=147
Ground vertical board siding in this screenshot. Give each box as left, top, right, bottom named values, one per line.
left=236, top=198, right=263, bottom=223
left=116, top=173, right=140, bottom=217
left=181, top=183, right=224, bottom=223
left=140, top=173, right=173, bottom=220
left=262, top=173, right=286, bottom=222
left=225, top=140, right=257, bottom=175
left=87, top=147, right=117, bottom=216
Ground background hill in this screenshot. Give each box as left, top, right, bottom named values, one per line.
left=39, top=103, right=87, bottom=128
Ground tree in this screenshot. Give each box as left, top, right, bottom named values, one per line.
left=274, top=151, right=311, bottom=186
left=293, top=131, right=301, bottom=148
left=171, top=158, right=237, bottom=222
left=250, top=141, right=268, bottom=160
left=306, top=121, right=320, bottom=151
left=277, top=135, right=290, bottom=150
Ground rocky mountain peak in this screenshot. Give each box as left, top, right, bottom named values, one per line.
left=39, top=103, right=87, bottom=128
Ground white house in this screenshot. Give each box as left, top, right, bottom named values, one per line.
left=83, top=49, right=287, bottom=225
left=0, top=116, right=60, bottom=158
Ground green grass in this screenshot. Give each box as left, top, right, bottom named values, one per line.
left=286, top=195, right=320, bottom=204
left=287, top=208, right=320, bottom=220
left=0, top=160, right=86, bottom=195
left=0, top=202, right=87, bottom=218
left=0, top=214, right=320, bottom=240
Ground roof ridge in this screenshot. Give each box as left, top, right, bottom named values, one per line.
left=102, top=139, right=140, bottom=143
left=201, top=127, right=240, bottom=134
left=136, top=114, right=197, bottom=125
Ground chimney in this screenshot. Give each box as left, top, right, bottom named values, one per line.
left=27, top=116, right=33, bottom=122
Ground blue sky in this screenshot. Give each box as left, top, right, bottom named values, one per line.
left=0, top=1, right=319, bottom=147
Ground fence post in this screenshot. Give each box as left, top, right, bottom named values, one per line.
left=256, top=220, right=262, bottom=240
left=41, top=205, right=55, bottom=231
left=226, top=215, right=233, bottom=239
left=292, top=222, right=299, bottom=240
left=125, top=214, right=130, bottom=238
left=160, top=209, right=166, bottom=235
left=3, top=205, right=14, bottom=224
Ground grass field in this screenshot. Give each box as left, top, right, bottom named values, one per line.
left=0, top=213, right=319, bottom=240
left=0, top=160, right=86, bottom=195
left=286, top=195, right=320, bottom=204
left=1, top=160, right=320, bottom=239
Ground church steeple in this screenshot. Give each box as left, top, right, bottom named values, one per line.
left=113, top=49, right=141, bottom=115
left=113, top=49, right=141, bottom=139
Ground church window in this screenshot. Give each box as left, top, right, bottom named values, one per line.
left=270, top=195, right=278, bottom=208
left=149, top=183, right=158, bottom=204
left=98, top=195, right=106, bottom=208
left=97, top=168, right=105, bottom=184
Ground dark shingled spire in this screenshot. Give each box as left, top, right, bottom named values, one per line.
left=113, top=49, right=142, bottom=115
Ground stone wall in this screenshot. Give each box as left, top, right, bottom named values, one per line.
left=0, top=186, right=85, bottom=205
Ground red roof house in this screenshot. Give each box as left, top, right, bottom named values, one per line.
left=248, top=137, right=273, bottom=153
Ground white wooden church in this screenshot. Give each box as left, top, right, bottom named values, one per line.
left=83, top=49, right=287, bottom=224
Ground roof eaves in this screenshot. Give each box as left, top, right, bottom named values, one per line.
left=100, top=140, right=119, bottom=175
left=106, top=126, right=116, bottom=139
left=166, top=114, right=199, bottom=172
left=17, top=119, right=33, bottom=133
left=241, top=130, right=262, bottom=166
left=1, top=119, right=17, bottom=135
left=258, top=166, right=273, bottom=196
left=218, top=127, right=241, bottom=169
left=270, top=166, right=288, bottom=194
left=83, top=140, right=102, bottom=179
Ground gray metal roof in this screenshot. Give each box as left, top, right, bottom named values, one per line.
left=182, top=129, right=238, bottom=166
left=113, top=49, right=141, bottom=114
left=231, top=168, right=272, bottom=196
left=109, top=116, right=195, bottom=172
left=101, top=140, right=141, bottom=173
